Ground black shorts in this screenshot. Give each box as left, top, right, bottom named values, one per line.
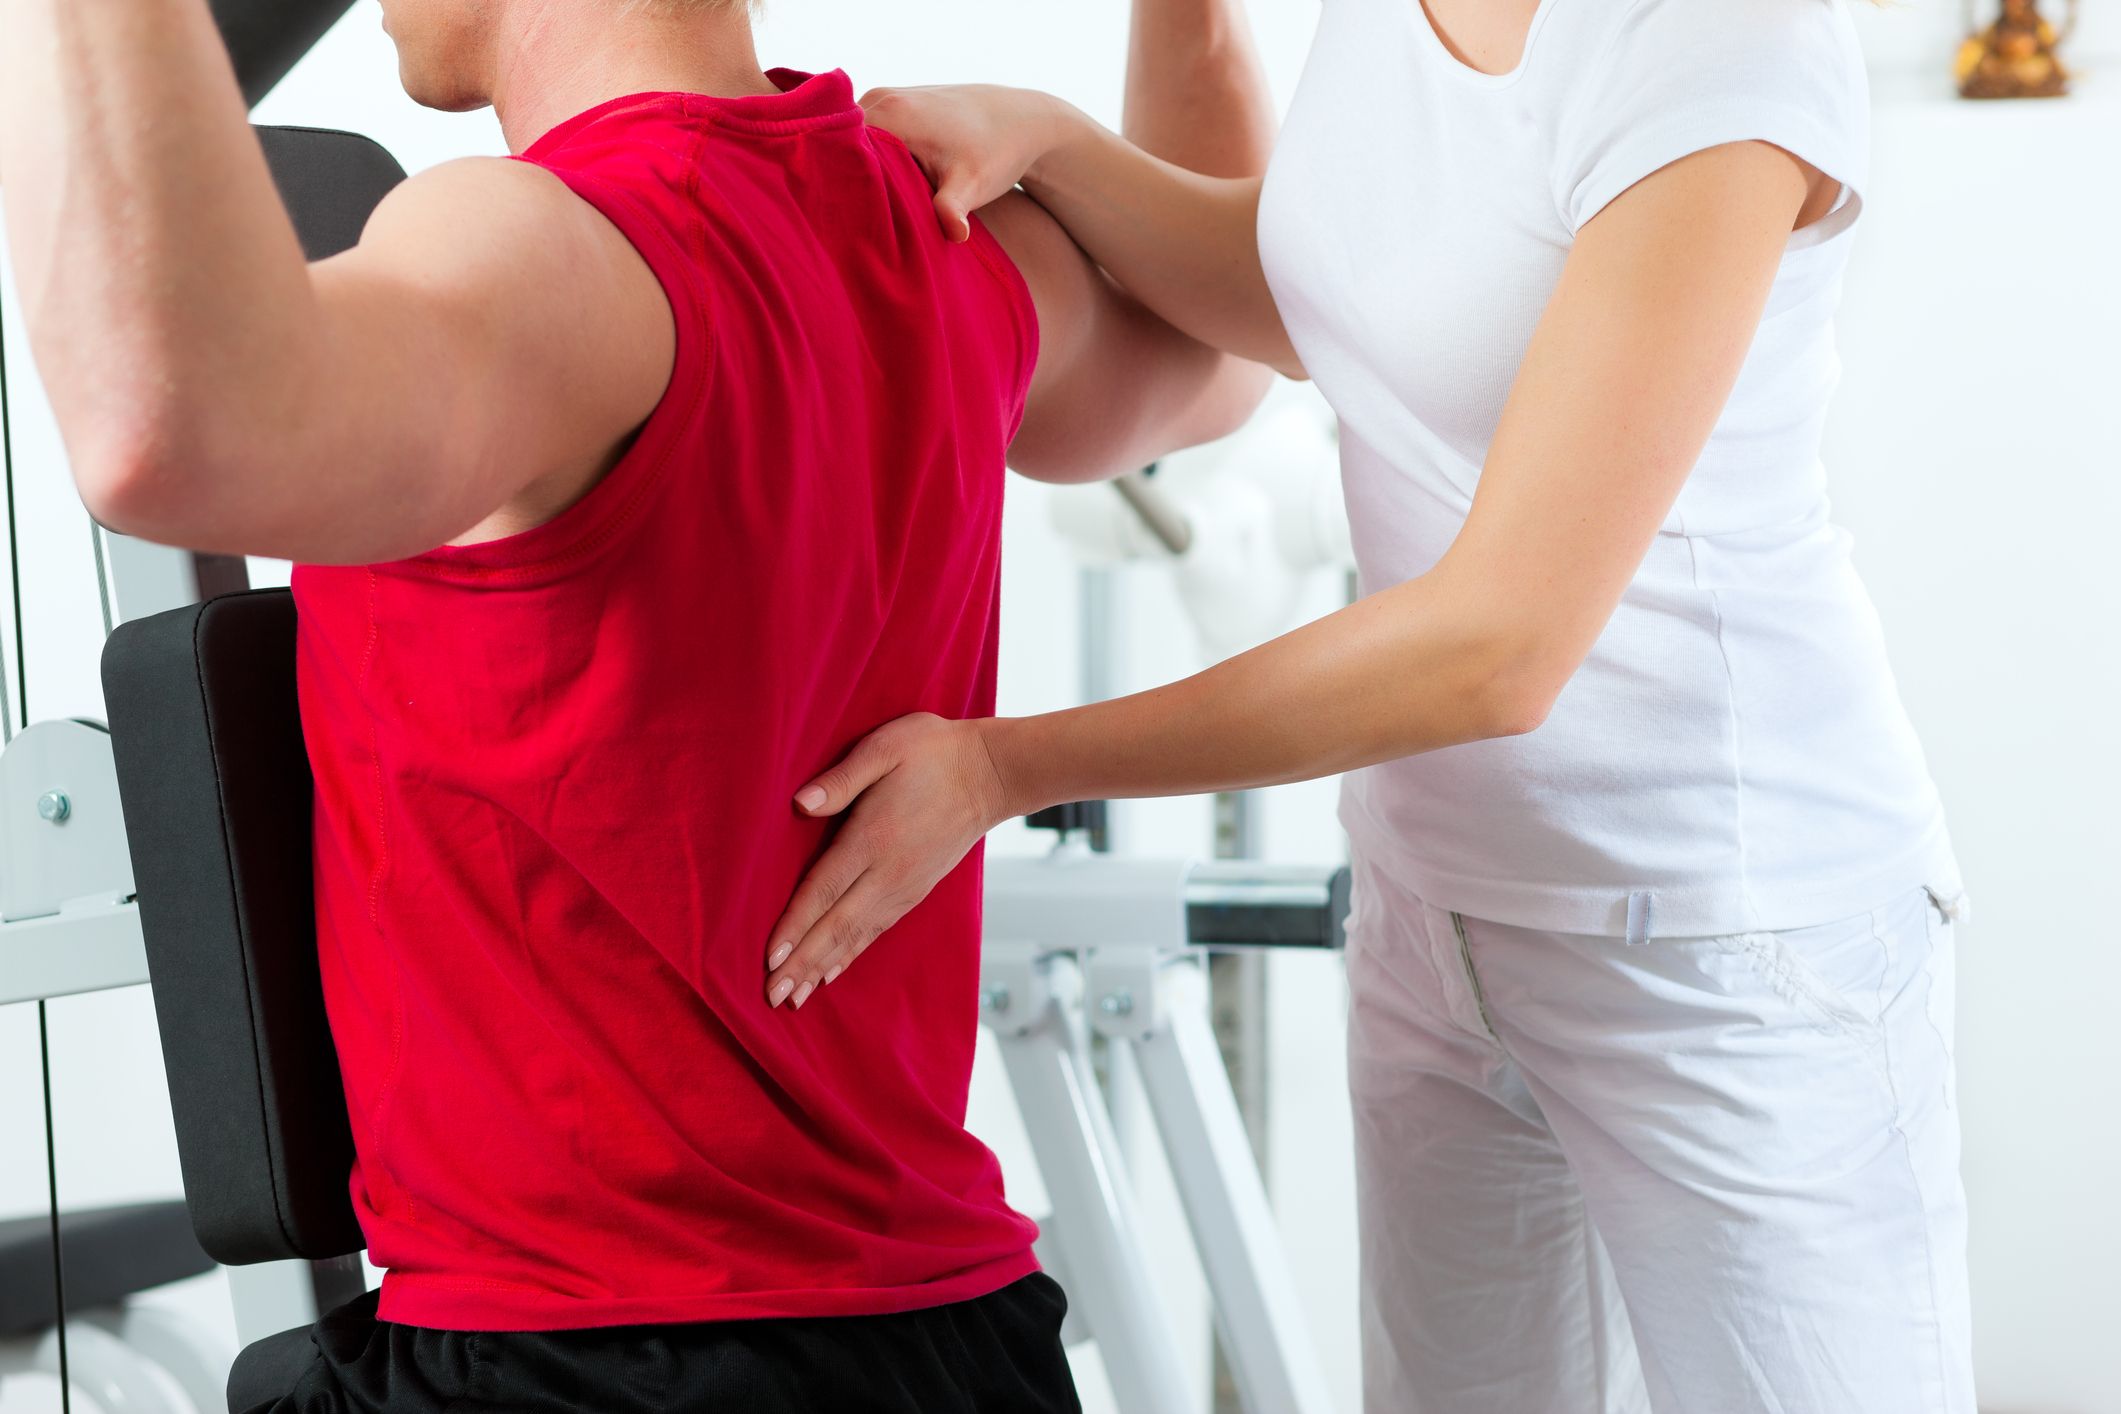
left=245, top=1274, right=1082, bottom=1413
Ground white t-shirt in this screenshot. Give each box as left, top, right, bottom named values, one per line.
left=1256, top=0, right=1958, bottom=937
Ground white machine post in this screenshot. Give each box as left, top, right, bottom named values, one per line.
left=981, top=938, right=1201, bottom=1414
left=985, top=844, right=1347, bottom=1414
left=0, top=529, right=350, bottom=1363
left=1102, top=960, right=1338, bottom=1414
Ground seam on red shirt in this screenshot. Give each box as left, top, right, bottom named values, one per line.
left=524, top=87, right=862, bottom=150
left=378, top=1247, right=1047, bottom=1326
left=356, top=566, right=415, bottom=1224
left=689, top=94, right=864, bottom=138
left=701, top=112, right=863, bottom=137
left=359, top=567, right=388, bottom=927
left=392, top=1273, right=559, bottom=1295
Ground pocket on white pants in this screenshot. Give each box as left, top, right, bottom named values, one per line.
left=1718, top=917, right=1896, bottom=1097
left=1716, top=886, right=1954, bottom=1109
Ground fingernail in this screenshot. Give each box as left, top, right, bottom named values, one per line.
left=793, top=981, right=817, bottom=1010
left=768, top=942, right=793, bottom=971
left=823, top=965, right=843, bottom=986
left=769, top=977, right=795, bottom=1007
left=796, top=786, right=827, bottom=812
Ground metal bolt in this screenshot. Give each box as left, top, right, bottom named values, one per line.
left=1098, top=990, right=1135, bottom=1017
left=36, top=791, right=71, bottom=824
left=981, top=984, right=1012, bottom=1014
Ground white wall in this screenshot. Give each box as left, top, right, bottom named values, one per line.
left=1824, top=83, right=2121, bottom=1413
left=4, top=3, right=2117, bottom=1412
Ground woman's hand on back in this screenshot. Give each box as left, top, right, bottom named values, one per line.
left=861, top=85, right=1076, bottom=243
left=764, top=713, right=1018, bottom=1010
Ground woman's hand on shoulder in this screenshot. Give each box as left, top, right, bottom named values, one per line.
left=861, top=84, right=1080, bottom=243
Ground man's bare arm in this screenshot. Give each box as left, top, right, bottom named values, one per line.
left=987, top=0, right=1276, bottom=484
left=984, top=193, right=1257, bottom=484
left=0, top=0, right=669, bottom=565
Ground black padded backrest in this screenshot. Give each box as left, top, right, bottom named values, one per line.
left=103, top=590, right=363, bottom=1264
left=256, top=125, right=408, bottom=260
left=89, top=126, right=404, bottom=1264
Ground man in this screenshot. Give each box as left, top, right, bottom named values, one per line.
left=0, top=0, right=1273, bottom=1406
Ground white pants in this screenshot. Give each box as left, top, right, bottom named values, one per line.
left=1346, top=858, right=1974, bottom=1413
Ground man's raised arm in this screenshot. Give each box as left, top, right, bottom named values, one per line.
left=0, top=0, right=315, bottom=517
left=0, top=0, right=669, bottom=565
left=1125, top=0, right=1277, bottom=179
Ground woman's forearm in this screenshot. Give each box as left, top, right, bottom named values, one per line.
left=761, top=563, right=1553, bottom=1002
left=1023, top=102, right=1299, bottom=374
left=983, top=565, right=1555, bottom=815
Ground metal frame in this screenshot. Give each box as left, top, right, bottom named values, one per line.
left=983, top=844, right=1344, bottom=1414
left=0, top=1306, right=235, bottom=1414
left=0, top=536, right=351, bottom=1414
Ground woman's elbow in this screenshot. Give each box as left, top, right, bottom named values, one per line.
left=1462, top=642, right=1570, bottom=742
left=1475, top=678, right=1557, bottom=740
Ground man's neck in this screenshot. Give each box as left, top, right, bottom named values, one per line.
left=488, top=0, right=780, bottom=154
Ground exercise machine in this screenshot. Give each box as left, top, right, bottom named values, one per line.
left=1, top=4, right=1360, bottom=1409
left=984, top=814, right=1348, bottom=1414
left=0, top=21, right=408, bottom=1398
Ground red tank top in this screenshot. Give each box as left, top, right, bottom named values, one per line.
left=292, top=70, right=1040, bottom=1330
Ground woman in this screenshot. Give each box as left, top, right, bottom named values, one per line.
left=763, top=0, right=1973, bottom=1407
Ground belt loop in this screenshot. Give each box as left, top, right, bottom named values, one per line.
left=1625, top=891, right=1655, bottom=946
left=1925, top=885, right=1971, bottom=924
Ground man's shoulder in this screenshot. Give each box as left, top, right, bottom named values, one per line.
left=353, top=154, right=679, bottom=298
left=364, top=157, right=598, bottom=251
